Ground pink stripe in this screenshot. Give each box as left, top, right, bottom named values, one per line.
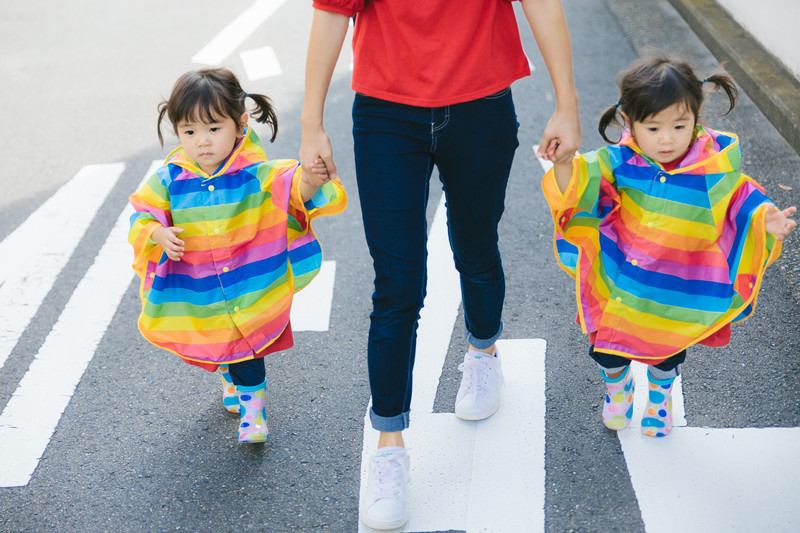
left=158, top=234, right=289, bottom=279
left=289, top=232, right=315, bottom=251
left=718, top=182, right=758, bottom=256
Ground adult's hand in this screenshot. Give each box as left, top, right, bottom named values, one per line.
left=537, top=104, right=582, bottom=164
left=301, top=126, right=337, bottom=182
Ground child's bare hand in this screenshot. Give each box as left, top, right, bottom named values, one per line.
left=765, top=205, right=797, bottom=241
left=151, top=225, right=185, bottom=261
left=300, top=158, right=332, bottom=201
left=306, top=158, right=332, bottom=185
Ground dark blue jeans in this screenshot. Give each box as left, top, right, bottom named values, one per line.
left=352, top=89, right=519, bottom=432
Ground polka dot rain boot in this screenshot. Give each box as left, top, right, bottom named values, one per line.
left=219, top=364, right=240, bottom=414
left=641, top=370, right=675, bottom=437
left=237, top=381, right=269, bottom=444
left=600, top=366, right=634, bottom=430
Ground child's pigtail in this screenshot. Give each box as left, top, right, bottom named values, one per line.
left=703, top=69, right=739, bottom=115
left=598, top=102, right=623, bottom=144
left=247, top=93, right=279, bottom=143
left=156, top=101, right=169, bottom=147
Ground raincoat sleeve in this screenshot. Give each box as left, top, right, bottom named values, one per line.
left=128, top=167, right=172, bottom=279
left=267, top=160, right=348, bottom=291
left=541, top=149, right=619, bottom=277
left=716, top=173, right=782, bottom=323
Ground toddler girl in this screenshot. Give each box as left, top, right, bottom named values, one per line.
left=128, top=68, right=346, bottom=443
left=542, top=57, right=795, bottom=436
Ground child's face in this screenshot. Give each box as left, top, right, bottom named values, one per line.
left=624, top=103, right=696, bottom=165
left=177, top=112, right=248, bottom=176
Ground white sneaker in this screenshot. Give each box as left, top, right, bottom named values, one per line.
left=455, top=349, right=504, bottom=420
left=360, top=446, right=410, bottom=530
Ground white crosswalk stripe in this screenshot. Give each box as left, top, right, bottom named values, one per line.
left=240, top=46, right=282, bottom=81
left=191, top=0, right=289, bottom=65
left=0, top=162, right=151, bottom=487
left=0, top=163, right=123, bottom=372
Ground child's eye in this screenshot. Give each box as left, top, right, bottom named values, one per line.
left=209, top=127, right=220, bottom=133
left=647, top=127, right=658, bottom=133
left=183, top=130, right=194, bottom=136
left=675, top=125, right=685, bottom=130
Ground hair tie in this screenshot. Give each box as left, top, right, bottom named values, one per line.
left=615, top=101, right=621, bottom=108
left=702, top=78, right=708, bottom=84
left=245, top=92, right=250, bottom=99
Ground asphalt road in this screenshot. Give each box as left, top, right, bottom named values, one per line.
left=1, top=1, right=798, bottom=532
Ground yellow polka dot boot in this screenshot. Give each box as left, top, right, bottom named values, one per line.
left=600, top=366, right=635, bottom=430
left=219, top=365, right=240, bottom=414
left=237, top=381, right=269, bottom=444
left=641, top=371, right=675, bottom=437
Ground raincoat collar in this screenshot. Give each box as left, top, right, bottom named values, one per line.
left=165, top=126, right=268, bottom=178
left=618, top=124, right=740, bottom=175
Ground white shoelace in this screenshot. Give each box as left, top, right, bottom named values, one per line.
left=370, top=453, right=410, bottom=500
left=458, top=355, right=503, bottom=395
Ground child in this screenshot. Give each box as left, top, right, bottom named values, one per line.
left=541, top=57, right=796, bottom=437
left=128, top=68, right=347, bottom=443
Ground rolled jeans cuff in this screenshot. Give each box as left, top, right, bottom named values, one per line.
left=465, top=320, right=503, bottom=350
left=370, top=408, right=410, bottom=433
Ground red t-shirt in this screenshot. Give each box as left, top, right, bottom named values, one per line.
left=312, top=0, right=531, bottom=107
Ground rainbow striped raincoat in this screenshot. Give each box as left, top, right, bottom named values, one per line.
left=542, top=125, right=781, bottom=363
left=128, top=128, right=347, bottom=367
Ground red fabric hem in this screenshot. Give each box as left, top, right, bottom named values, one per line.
left=183, top=322, right=295, bottom=372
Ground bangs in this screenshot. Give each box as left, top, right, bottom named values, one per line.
left=169, top=76, right=228, bottom=126
left=625, top=62, right=702, bottom=123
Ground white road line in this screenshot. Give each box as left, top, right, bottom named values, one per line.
left=359, top=340, right=546, bottom=533
left=0, top=162, right=158, bottom=488
left=240, top=46, right=282, bottom=81
left=411, top=195, right=462, bottom=414
left=290, top=260, right=336, bottom=331
left=0, top=163, right=123, bottom=372
left=191, top=0, right=289, bottom=65
left=620, top=427, right=800, bottom=532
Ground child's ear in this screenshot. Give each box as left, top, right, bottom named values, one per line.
left=620, top=111, right=632, bottom=130
left=239, top=113, right=249, bottom=134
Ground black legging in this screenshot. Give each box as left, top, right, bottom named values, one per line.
left=589, top=345, right=686, bottom=373
left=227, top=358, right=266, bottom=387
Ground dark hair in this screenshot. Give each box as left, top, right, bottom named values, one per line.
left=598, top=56, right=738, bottom=143
left=157, top=67, right=278, bottom=146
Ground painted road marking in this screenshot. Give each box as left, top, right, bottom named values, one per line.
left=0, top=163, right=123, bottom=372
left=410, top=196, right=462, bottom=414
left=290, top=260, right=336, bottom=331
left=358, top=195, right=547, bottom=532
left=0, top=162, right=157, bottom=488
left=359, top=339, right=546, bottom=533
left=240, top=46, right=282, bottom=81
left=620, top=427, right=800, bottom=532
left=191, top=0, right=289, bottom=65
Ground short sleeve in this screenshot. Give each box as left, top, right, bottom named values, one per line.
left=312, top=0, right=364, bottom=17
